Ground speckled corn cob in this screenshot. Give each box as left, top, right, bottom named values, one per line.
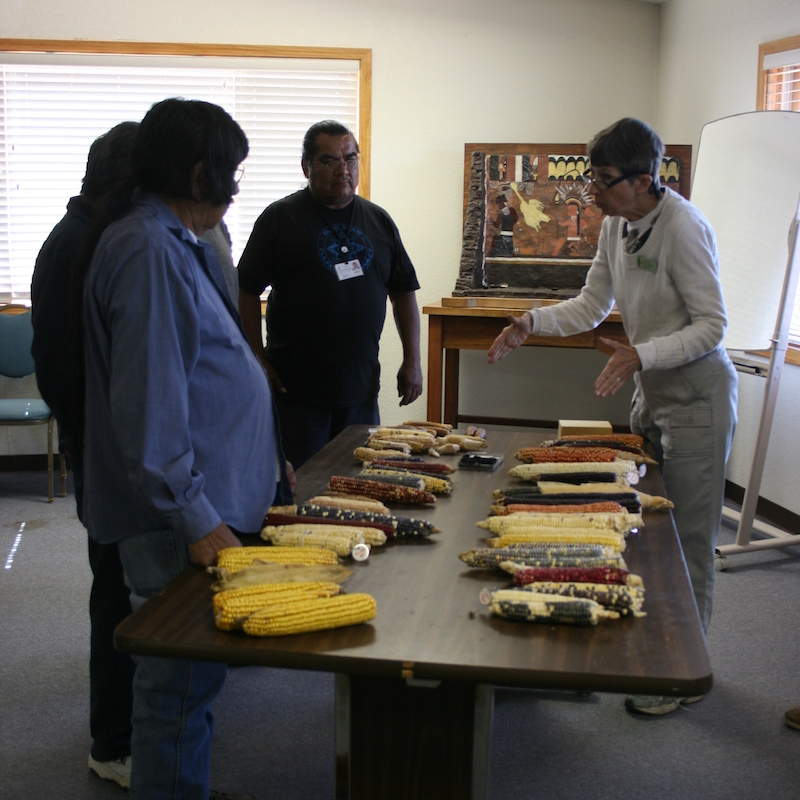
left=297, top=504, right=436, bottom=538
left=329, top=475, right=436, bottom=505
left=242, top=593, right=377, bottom=636
left=213, top=581, right=343, bottom=631
left=489, top=589, right=619, bottom=625
left=370, top=458, right=456, bottom=475
left=537, top=482, right=673, bottom=509
left=486, top=529, right=627, bottom=552
left=517, top=581, right=645, bottom=616
left=459, top=546, right=625, bottom=569
left=216, top=546, right=339, bottom=573
left=360, top=466, right=452, bottom=494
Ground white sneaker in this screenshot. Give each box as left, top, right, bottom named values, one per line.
left=88, top=754, right=131, bottom=789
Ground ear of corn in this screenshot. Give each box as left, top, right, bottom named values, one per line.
left=511, top=565, right=642, bottom=587
left=437, top=433, right=488, bottom=451
left=264, top=512, right=396, bottom=537
left=306, top=495, right=390, bottom=514
left=493, top=487, right=644, bottom=514
left=242, top=593, right=377, bottom=636
left=262, top=522, right=387, bottom=548
left=477, top=512, right=642, bottom=534
left=261, top=526, right=367, bottom=557
left=216, top=546, right=339, bottom=573
left=489, top=589, right=619, bottom=626
left=560, top=433, right=644, bottom=448
left=509, top=461, right=638, bottom=480
left=541, top=437, right=646, bottom=454
left=328, top=475, right=436, bottom=505
left=297, top=504, right=437, bottom=538
left=210, top=563, right=353, bottom=593
left=458, top=547, right=625, bottom=570
left=515, top=447, right=619, bottom=463
left=370, top=458, right=456, bottom=475
left=360, top=466, right=453, bottom=495
left=486, top=530, right=626, bottom=551
left=213, top=581, right=343, bottom=630
left=536, top=482, right=673, bottom=510
left=363, top=438, right=413, bottom=454
left=355, top=470, right=427, bottom=490
left=517, top=581, right=646, bottom=616
left=401, top=419, right=454, bottom=435
left=492, top=501, right=626, bottom=515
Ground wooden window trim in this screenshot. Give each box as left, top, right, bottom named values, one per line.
left=756, top=34, right=800, bottom=111
left=0, top=38, right=373, bottom=198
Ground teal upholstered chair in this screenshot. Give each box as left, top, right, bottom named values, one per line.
left=0, top=305, right=67, bottom=501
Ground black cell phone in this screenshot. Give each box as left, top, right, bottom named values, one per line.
left=459, top=453, right=504, bottom=471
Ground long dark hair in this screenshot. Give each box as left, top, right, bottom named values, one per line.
left=65, top=98, right=248, bottom=442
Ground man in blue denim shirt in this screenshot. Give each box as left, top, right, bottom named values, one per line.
left=78, top=98, right=288, bottom=799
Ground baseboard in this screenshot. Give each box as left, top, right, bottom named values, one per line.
left=724, top=480, right=800, bottom=535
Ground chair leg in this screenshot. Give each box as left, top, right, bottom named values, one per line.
left=47, top=417, right=54, bottom=502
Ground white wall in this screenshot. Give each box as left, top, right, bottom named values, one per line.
left=655, top=0, right=800, bottom=514
left=0, top=0, right=659, bottom=453
left=5, top=0, right=799, bottom=520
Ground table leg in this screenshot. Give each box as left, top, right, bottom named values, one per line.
left=336, top=674, right=493, bottom=800
left=443, top=348, right=460, bottom=427
left=426, top=316, right=444, bottom=423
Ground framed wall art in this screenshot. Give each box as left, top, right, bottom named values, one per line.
left=453, top=142, right=692, bottom=297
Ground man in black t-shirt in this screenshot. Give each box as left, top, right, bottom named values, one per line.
left=238, top=120, right=422, bottom=469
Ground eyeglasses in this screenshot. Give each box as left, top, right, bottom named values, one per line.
left=587, top=170, right=638, bottom=191
left=234, top=166, right=245, bottom=184
left=314, top=154, right=360, bottom=172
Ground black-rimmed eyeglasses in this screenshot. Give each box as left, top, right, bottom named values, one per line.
left=314, top=154, right=360, bottom=172
left=587, top=171, right=638, bottom=191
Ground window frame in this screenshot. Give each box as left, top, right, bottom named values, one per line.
left=0, top=39, right=372, bottom=197
left=754, top=35, right=800, bottom=365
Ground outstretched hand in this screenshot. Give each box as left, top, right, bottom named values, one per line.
left=188, top=522, right=242, bottom=568
left=594, top=337, right=642, bottom=397
left=487, top=313, right=533, bottom=364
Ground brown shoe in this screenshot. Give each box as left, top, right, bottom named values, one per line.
left=784, top=706, right=800, bottom=730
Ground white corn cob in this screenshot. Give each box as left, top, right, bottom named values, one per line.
left=509, top=461, right=637, bottom=480
left=479, top=512, right=643, bottom=534
left=261, top=525, right=367, bottom=557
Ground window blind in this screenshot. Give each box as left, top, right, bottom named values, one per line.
left=0, top=56, right=359, bottom=303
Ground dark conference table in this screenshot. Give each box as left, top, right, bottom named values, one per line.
left=115, top=425, right=710, bottom=800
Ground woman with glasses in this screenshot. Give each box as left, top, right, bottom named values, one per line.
left=488, top=117, right=738, bottom=716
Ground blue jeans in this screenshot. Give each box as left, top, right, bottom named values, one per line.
left=275, top=394, right=380, bottom=469
left=117, top=529, right=227, bottom=800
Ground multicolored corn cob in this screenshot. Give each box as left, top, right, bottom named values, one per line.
left=515, top=446, right=619, bottom=463
left=510, top=565, right=642, bottom=587
left=360, top=466, right=452, bottom=494
left=491, top=501, right=626, bottom=515
left=486, top=530, right=626, bottom=551
left=489, top=589, right=619, bottom=625
left=517, top=581, right=645, bottom=616
left=328, top=475, right=436, bottom=505
left=297, top=504, right=437, bottom=538
left=560, top=433, right=644, bottom=448
left=459, top=547, right=625, bottom=570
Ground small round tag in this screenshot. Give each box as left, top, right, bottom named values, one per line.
left=479, top=585, right=497, bottom=606
left=638, top=463, right=647, bottom=478
left=626, top=471, right=640, bottom=486
left=351, top=543, right=370, bottom=562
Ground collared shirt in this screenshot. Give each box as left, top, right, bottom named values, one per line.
left=83, top=193, right=278, bottom=544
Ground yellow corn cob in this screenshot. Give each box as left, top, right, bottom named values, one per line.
left=509, top=461, right=638, bottom=480
left=213, top=581, right=343, bottom=631
left=216, top=546, right=339, bottom=573
left=261, top=526, right=366, bottom=557
left=486, top=530, right=626, bottom=552
left=536, top=482, right=674, bottom=509
left=268, top=504, right=298, bottom=515
left=477, top=512, right=642, bottom=534
left=263, top=522, right=387, bottom=547
left=210, top=563, right=353, bottom=593
left=306, top=495, right=390, bottom=514
left=515, top=447, right=619, bottom=463
left=242, top=593, right=377, bottom=636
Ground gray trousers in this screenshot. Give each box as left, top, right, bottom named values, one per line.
left=631, top=347, right=738, bottom=634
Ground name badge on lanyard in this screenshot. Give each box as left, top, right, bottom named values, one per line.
left=335, top=259, right=363, bottom=281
